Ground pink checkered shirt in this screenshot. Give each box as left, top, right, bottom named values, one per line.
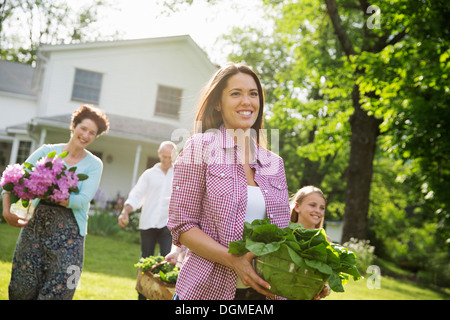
left=167, top=125, right=290, bottom=300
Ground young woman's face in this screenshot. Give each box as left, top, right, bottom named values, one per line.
left=71, top=118, right=98, bottom=149
left=294, top=193, right=326, bottom=229
left=218, top=72, right=260, bottom=131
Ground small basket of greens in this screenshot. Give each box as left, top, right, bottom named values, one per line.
left=229, top=218, right=362, bottom=300
left=134, top=256, right=179, bottom=300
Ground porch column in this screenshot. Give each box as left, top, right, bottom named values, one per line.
left=9, top=137, right=19, bottom=164
left=131, top=144, right=142, bottom=188
left=39, top=128, right=47, bottom=146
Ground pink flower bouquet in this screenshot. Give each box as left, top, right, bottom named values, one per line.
left=1, top=151, right=88, bottom=207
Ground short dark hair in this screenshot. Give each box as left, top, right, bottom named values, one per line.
left=71, top=104, right=110, bottom=136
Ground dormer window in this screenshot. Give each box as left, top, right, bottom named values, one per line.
left=71, top=68, right=103, bottom=104
left=154, top=85, right=182, bottom=119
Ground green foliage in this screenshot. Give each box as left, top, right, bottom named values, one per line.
left=88, top=210, right=121, bottom=236
left=0, top=0, right=115, bottom=64
left=342, top=238, right=375, bottom=275
left=220, top=0, right=449, bottom=284
left=87, top=207, right=139, bottom=244
left=134, top=256, right=179, bottom=284
left=229, top=218, right=361, bottom=295
left=135, top=256, right=165, bottom=272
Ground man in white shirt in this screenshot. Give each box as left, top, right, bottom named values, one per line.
left=118, top=141, right=176, bottom=260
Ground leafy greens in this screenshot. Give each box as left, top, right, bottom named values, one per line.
left=228, top=218, right=362, bottom=296
left=135, top=256, right=179, bottom=284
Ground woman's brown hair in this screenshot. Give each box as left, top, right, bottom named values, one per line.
left=71, top=104, right=110, bottom=136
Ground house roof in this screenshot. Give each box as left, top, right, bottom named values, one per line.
left=0, top=60, right=36, bottom=97
left=38, top=34, right=217, bottom=70
left=31, top=113, right=180, bottom=143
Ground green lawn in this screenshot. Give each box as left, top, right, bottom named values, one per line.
left=1, top=223, right=449, bottom=300
left=0, top=223, right=141, bottom=300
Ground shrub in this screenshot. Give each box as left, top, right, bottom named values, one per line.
left=88, top=209, right=121, bottom=236
left=342, top=237, right=376, bottom=275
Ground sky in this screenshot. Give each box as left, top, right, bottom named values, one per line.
left=74, top=0, right=268, bottom=65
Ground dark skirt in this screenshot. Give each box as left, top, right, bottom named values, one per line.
left=8, top=202, right=85, bottom=300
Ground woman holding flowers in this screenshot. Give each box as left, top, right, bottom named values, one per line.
left=2, top=104, right=109, bottom=300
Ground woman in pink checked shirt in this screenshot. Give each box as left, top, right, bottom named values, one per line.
left=167, top=62, right=291, bottom=300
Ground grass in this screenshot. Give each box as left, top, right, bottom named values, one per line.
left=328, top=275, right=450, bottom=300
left=1, top=223, right=449, bottom=300
left=0, top=223, right=141, bottom=300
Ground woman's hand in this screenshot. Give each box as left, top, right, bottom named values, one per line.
left=58, top=198, right=69, bottom=207
left=2, top=192, right=28, bottom=227
left=313, top=283, right=330, bottom=300
left=118, top=212, right=129, bottom=228
left=165, top=245, right=187, bottom=268
left=179, top=227, right=275, bottom=297
left=3, top=209, right=28, bottom=228
left=229, top=252, right=275, bottom=297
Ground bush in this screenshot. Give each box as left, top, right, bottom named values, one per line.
left=88, top=209, right=141, bottom=244
left=88, top=209, right=122, bottom=236
left=342, top=237, right=376, bottom=275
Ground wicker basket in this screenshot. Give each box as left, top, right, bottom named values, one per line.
left=254, top=253, right=328, bottom=300
left=135, top=267, right=176, bottom=300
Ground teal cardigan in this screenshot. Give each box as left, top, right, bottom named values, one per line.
left=22, top=144, right=102, bottom=236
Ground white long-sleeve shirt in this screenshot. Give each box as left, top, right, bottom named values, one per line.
left=125, top=163, right=173, bottom=230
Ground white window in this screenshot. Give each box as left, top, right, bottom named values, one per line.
left=71, top=69, right=103, bottom=104
left=154, top=85, right=183, bottom=119
left=17, top=141, right=32, bottom=163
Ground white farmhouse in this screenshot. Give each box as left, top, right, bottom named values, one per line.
left=0, top=35, right=217, bottom=202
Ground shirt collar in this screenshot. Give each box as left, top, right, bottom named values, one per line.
left=217, top=124, right=269, bottom=168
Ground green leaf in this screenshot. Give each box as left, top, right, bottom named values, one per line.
left=284, top=244, right=305, bottom=267
left=21, top=199, right=29, bottom=208
left=23, top=162, right=34, bottom=170
left=228, top=240, right=248, bottom=255
left=328, top=273, right=344, bottom=292
left=252, top=223, right=284, bottom=243
left=2, top=182, right=14, bottom=191
left=47, top=151, right=56, bottom=158
left=59, top=151, right=69, bottom=158
left=69, top=187, right=80, bottom=193
left=304, top=258, right=333, bottom=275
left=77, top=173, right=88, bottom=181
left=245, top=238, right=280, bottom=256
left=9, top=193, right=19, bottom=204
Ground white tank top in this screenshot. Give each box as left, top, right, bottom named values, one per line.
left=237, top=185, right=266, bottom=289
left=244, top=185, right=266, bottom=223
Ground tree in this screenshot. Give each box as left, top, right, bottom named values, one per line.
left=264, top=0, right=449, bottom=243
left=0, top=0, right=116, bottom=65
left=160, top=0, right=450, bottom=245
